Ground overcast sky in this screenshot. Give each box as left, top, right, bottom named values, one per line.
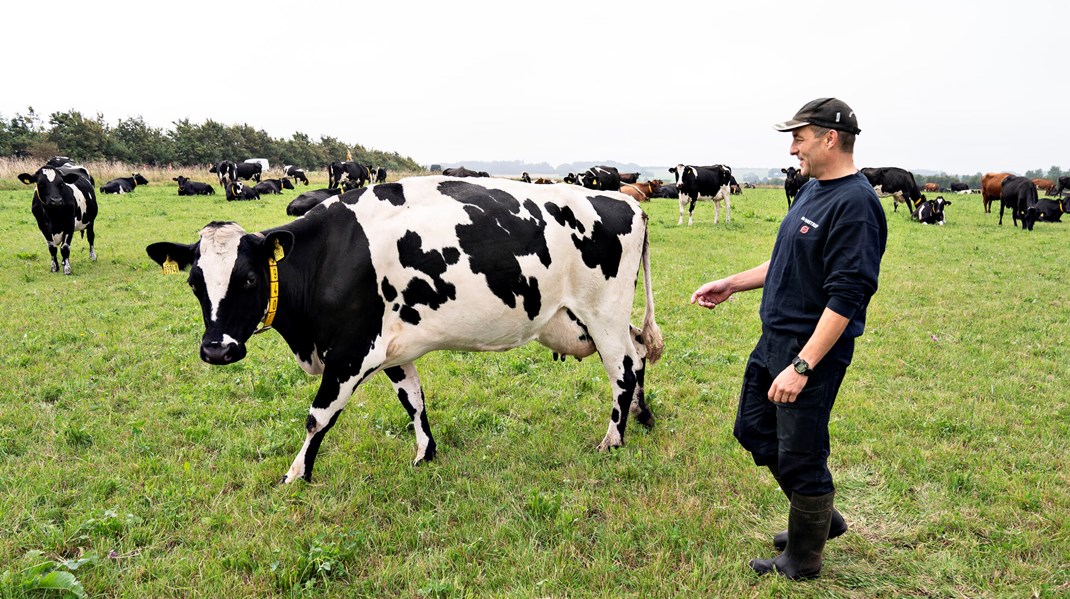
left=3, top=0, right=1065, bottom=175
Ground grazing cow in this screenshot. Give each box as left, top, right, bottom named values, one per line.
left=173, top=176, right=215, bottom=196
left=284, top=165, right=310, bottom=186
left=146, top=176, right=664, bottom=483
left=861, top=167, right=924, bottom=214
left=19, top=163, right=98, bottom=275
left=618, top=172, right=641, bottom=184
left=949, top=182, right=970, bottom=193
left=374, top=167, right=388, bottom=184
left=1053, top=176, right=1070, bottom=197
left=253, top=178, right=296, bottom=195
left=580, top=166, right=622, bottom=191
left=328, top=161, right=371, bottom=189
left=1032, top=178, right=1055, bottom=195
left=729, top=175, right=742, bottom=195
left=1034, top=198, right=1068, bottom=222
left=520, top=172, right=532, bottom=183
left=225, top=180, right=261, bottom=201
left=210, top=160, right=263, bottom=185
left=442, top=166, right=490, bottom=178
left=981, top=172, right=1013, bottom=214
left=670, top=164, right=732, bottom=225
left=999, top=175, right=1039, bottom=230
left=286, top=188, right=343, bottom=216
left=912, top=196, right=951, bottom=225
left=923, top=182, right=940, bottom=193
left=100, top=173, right=149, bottom=194
left=782, top=166, right=810, bottom=209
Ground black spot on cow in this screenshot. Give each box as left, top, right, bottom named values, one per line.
left=548, top=194, right=633, bottom=279
left=381, top=278, right=397, bottom=302
left=305, top=413, right=318, bottom=433
left=438, top=180, right=550, bottom=320
left=544, top=204, right=586, bottom=234
left=396, top=231, right=460, bottom=324
left=400, top=305, right=421, bottom=325
left=373, top=183, right=407, bottom=206
left=339, top=187, right=369, bottom=206
left=384, top=366, right=407, bottom=384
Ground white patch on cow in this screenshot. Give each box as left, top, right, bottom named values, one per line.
left=42, top=168, right=57, bottom=182
left=296, top=345, right=326, bottom=375
left=198, top=223, right=246, bottom=322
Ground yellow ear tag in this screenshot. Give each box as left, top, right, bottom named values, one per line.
left=162, top=257, right=179, bottom=275
left=273, top=239, right=285, bottom=261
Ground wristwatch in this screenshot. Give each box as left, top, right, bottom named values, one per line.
left=791, top=356, right=813, bottom=376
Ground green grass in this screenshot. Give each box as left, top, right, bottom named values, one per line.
left=1, top=179, right=1068, bottom=597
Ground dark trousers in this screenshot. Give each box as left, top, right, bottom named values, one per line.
left=733, top=330, right=848, bottom=497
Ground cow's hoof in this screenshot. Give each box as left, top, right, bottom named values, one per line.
left=50, top=264, right=59, bottom=273
left=63, top=266, right=72, bottom=275
left=636, top=410, right=655, bottom=429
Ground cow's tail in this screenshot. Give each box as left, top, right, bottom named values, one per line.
left=639, top=214, right=664, bottom=364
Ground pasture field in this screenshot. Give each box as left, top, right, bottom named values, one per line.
left=0, top=176, right=1068, bottom=598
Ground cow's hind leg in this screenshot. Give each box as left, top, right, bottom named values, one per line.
left=86, top=222, right=96, bottom=261
left=627, top=325, right=654, bottom=428
left=383, top=363, right=436, bottom=465
left=595, top=332, right=647, bottom=451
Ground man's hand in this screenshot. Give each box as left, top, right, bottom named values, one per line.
left=691, top=279, right=733, bottom=309
left=768, top=366, right=808, bottom=403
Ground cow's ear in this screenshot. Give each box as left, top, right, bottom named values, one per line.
left=263, top=230, right=295, bottom=263
left=17, top=173, right=35, bottom=185
left=146, top=242, right=197, bottom=273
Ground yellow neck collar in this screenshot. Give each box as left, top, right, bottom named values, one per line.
left=260, top=257, right=280, bottom=329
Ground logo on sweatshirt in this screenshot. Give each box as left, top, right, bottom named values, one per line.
left=799, top=216, right=819, bottom=235
left=800, top=225, right=810, bottom=234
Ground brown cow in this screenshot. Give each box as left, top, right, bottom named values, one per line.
left=533, top=177, right=555, bottom=184
left=982, top=172, right=1013, bottom=213
left=923, top=182, right=940, bottom=192
left=619, top=181, right=657, bottom=202
left=1032, top=178, right=1055, bottom=195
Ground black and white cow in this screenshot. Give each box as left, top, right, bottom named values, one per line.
left=210, top=160, right=263, bottom=185
left=912, top=196, right=951, bottom=225
left=670, top=164, right=732, bottom=225
left=999, top=175, right=1039, bottom=230
left=225, top=180, right=261, bottom=201
left=328, top=161, right=371, bottom=189
left=100, top=173, right=149, bottom=194
left=1034, top=198, right=1068, bottom=223
left=253, top=178, right=295, bottom=195
left=146, top=176, right=664, bottom=484
left=173, top=176, right=215, bottom=196
left=286, top=188, right=343, bottom=216
left=19, top=163, right=98, bottom=275
left=580, top=166, right=622, bottom=191
left=283, top=165, right=310, bottom=186
left=861, top=167, right=924, bottom=214
left=949, top=182, right=970, bottom=193
left=374, top=167, right=387, bottom=184
left=781, top=166, right=810, bottom=210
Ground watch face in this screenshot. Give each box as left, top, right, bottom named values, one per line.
left=793, top=358, right=809, bottom=374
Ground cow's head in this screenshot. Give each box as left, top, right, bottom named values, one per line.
left=146, top=222, right=295, bottom=365
left=281, top=177, right=295, bottom=190
left=133, top=173, right=150, bottom=186
left=229, top=180, right=245, bottom=197
left=670, top=164, right=686, bottom=186
left=580, top=170, right=601, bottom=189
left=19, top=168, right=83, bottom=207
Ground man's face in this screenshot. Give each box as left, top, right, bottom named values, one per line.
left=789, top=126, right=831, bottom=178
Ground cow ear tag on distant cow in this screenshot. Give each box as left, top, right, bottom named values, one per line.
left=162, top=256, right=179, bottom=275
left=273, top=239, right=285, bottom=261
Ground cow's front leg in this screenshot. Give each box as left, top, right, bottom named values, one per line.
left=281, top=367, right=369, bottom=484
left=47, top=242, right=59, bottom=273
left=677, top=197, right=686, bottom=226
left=60, top=238, right=72, bottom=275
left=383, top=363, right=436, bottom=465
left=724, top=195, right=731, bottom=223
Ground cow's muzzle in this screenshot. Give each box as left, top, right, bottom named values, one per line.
left=200, top=340, right=247, bottom=365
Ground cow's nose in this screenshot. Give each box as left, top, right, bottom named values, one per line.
left=200, top=341, right=246, bottom=364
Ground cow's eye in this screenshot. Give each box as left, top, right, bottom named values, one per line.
left=244, top=274, right=257, bottom=289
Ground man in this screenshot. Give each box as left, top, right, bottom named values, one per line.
left=690, top=98, right=887, bottom=580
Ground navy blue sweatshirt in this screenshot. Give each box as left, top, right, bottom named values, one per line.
left=759, top=171, right=887, bottom=365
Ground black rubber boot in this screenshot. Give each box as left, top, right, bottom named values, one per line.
left=750, top=491, right=834, bottom=580
left=767, top=464, right=847, bottom=551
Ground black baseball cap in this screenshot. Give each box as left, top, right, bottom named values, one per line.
left=773, top=97, right=861, bottom=135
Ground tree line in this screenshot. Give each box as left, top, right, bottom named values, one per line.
left=0, top=107, right=424, bottom=172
